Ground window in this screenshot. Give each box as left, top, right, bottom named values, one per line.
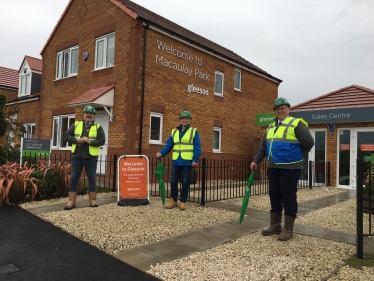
left=214, top=71, right=224, bottom=96
left=95, top=33, right=115, bottom=69
left=56, top=46, right=79, bottom=79
left=213, top=127, right=222, bottom=152
left=23, top=123, right=35, bottom=139
left=19, top=74, right=31, bottom=97
left=149, top=112, right=163, bottom=144
left=234, top=69, right=241, bottom=91
left=52, top=115, right=75, bottom=149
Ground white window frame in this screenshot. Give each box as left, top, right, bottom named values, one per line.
left=149, top=112, right=163, bottom=144
left=234, top=69, right=241, bottom=91
left=95, top=33, right=115, bottom=70
left=213, top=127, right=222, bottom=152
left=55, top=46, right=79, bottom=80
left=19, top=73, right=31, bottom=97
left=52, top=115, right=75, bottom=149
left=214, top=71, right=224, bottom=96
left=23, top=123, right=35, bottom=139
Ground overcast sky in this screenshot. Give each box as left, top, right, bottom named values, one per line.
left=1, top=0, right=372, bottom=106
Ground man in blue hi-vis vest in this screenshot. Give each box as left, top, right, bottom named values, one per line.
left=156, top=111, right=201, bottom=210
left=64, top=105, right=106, bottom=210
left=250, top=97, right=314, bottom=241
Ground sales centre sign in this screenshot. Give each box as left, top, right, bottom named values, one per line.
left=118, top=156, right=149, bottom=199
left=291, top=107, right=374, bottom=124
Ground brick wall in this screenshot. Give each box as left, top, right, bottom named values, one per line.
left=40, top=0, right=279, bottom=162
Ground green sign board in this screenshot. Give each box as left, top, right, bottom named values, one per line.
left=255, top=113, right=276, bottom=126
left=364, top=155, right=372, bottom=162
left=22, top=138, right=51, bottom=157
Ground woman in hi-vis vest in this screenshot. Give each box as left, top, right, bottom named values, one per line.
left=64, top=105, right=106, bottom=210
left=156, top=111, right=201, bottom=210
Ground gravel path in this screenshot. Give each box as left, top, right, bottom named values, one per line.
left=20, top=187, right=374, bottom=280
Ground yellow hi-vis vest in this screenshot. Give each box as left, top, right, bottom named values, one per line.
left=266, top=116, right=307, bottom=164
left=172, top=127, right=196, bottom=160
left=72, top=121, right=101, bottom=156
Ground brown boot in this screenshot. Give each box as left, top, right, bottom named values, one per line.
left=278, top=215, right=296, bottom=241
left=64, top=192, right=77, bottom=210
left=89, top=192, right=98, bottom=207
left=261, top=212, right=282, bottom=236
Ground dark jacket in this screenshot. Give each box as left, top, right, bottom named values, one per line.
left=64, top=121, right=106, bottom=159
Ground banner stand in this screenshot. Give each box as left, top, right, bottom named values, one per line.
left=117, top=155, right=150, bottom=206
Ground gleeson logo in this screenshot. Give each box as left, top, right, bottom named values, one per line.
left=187, top=84, right=209, bottom=95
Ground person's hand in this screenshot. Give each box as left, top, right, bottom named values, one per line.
left=192, top=162, right=197, bottom=166
left=156, top=152, right=161, bottom=157
left=81, top=136, right=90, bottom=144
left=250, top=162, right=258, bottom=172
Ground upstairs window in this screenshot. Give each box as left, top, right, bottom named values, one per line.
left=19, top=73, right=31, bottom=97
left=234, top=69, right=241, bottom=91
left=23, top=123, right=35, bottom=139
left=214, top=71, right=224, bottom=96
left=149, top=112, right=163, bottom=144
left=95, top=33, right=115, bottom=69
left=56, top=46, right=79, bottom=79
left=213, top=127, right=222, bottom=152
left=52, top=115, right=75, bottom=149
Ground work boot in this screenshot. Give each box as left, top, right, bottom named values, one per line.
left=166, top=198, right=177, bottom=209
left=278, top=215, right=296, bottom=241
left=179, top=202, right=186, bottom=210
left=89, top=192, right=99, bottom=207
left=64, top=192, right=77, bottom=210
left=261, top=212, right=282, bottom=236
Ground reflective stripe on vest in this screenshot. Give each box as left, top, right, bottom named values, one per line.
left=172, top=127, right=196, bottom=160
left=265, top=116, right=308, bottom=164
left=71, top=121, right=101, bottom=156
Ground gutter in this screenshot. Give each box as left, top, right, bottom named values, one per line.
left=139, top=21, right=149, bottom=154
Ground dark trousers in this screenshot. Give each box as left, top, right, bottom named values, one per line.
left=69, top=157, right=98, bottom=192
left=267, top=167, right=301, bottom=217
left=170, top=165, right=191, bottom=203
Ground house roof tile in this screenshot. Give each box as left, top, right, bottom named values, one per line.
left=24, top=56, right=43, bottom=72
left=291, top=85, right=374, bottom=111
left=0, top=66, right=18, bottom=89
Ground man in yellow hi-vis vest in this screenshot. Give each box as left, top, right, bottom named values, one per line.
left=64, top=105, right=106, bottom=210
left=156, top=111, right=201, bottom=210
left=250, top=97, right=314, bottom=241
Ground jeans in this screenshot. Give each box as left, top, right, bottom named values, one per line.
left=267, top=167, right=301, bottom=217
left=69, top=157, right=98, bottom=192
left=170, top=165, right=191, bottom=203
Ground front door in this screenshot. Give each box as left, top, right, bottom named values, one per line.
left=308, top=130, right=326, bottom=186
left=338, top=128, right=374, bottom=188
left=94, top=112, right=109, bottom=174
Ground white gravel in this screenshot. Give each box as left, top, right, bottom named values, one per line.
left=20, top=186, right=374, bottom=281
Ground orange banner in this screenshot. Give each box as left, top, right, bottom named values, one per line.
left=340, top=144, right=350, bottom=151
left=119, top=157, right=148, bottom=198
left=361, top=144, right=374, bottom=152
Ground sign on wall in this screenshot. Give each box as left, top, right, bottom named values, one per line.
left=292, top=107, right=374, bottom=124
left=255, top=113, right=276, bottom=126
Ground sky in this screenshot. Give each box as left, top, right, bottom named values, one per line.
left=1, top=0, right=373, bottom=106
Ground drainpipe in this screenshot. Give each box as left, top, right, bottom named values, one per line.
left=139, top=21, right=149, bottom=155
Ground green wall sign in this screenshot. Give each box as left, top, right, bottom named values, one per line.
left=255, top=113, right=276, bottom=126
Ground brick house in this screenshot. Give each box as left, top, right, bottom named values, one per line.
left=39, top=0, right=282, bottom=169
left=0, top=66, right=18, bottom=101
left=291, top=85, right=374, bottom=188
left=5, top=56, right=43, bottom=140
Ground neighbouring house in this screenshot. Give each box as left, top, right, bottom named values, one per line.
left=5, top=56, right=43, bottom=140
